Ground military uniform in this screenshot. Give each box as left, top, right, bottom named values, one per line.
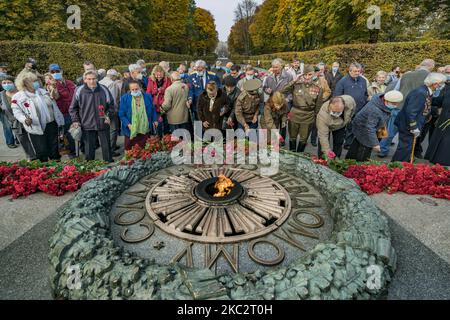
left=235, top=79, right=263, bottom=130
left=188, top=71, right=221, bottom=120
left=282, top=78, right=323, bottom=152
left=392, top=85, right=432, bottom=162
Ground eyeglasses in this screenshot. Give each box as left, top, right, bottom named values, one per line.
left=50, top=70, right=61, bottom=74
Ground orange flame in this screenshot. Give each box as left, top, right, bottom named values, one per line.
left=214, top=175, right=235, bottom=197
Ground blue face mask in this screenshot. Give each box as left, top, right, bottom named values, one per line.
left=53, top=72, right=62, bottom=81
left=332, top=67, right=339, bottom=73
left=131, top=91, right=142, bottom=97
left=33, top=81, right=40, bottom=90
left=312, top=76, right=318, bottom=82
left=386, top=104, right=397, bottom=110
left=0, top=72, right=6, bottom=78
left=2, top=83, right=15, bottom=91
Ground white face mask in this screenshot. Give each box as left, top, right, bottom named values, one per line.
left=246, top=75, right=254, bottom=81
left=136, top=73, right=143, bottom=80
left=330, top=111, right=343, bottom=118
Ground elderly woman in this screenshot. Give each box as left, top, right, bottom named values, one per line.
left=11, top=71, right=65, bottom=162
left=197, top=81, right=229, bottom=131
left=368, top=71, right=387, bottom=100
left=119, top=80, right=158, bottom=151
left=146, top=65, right=172, bottom=137
left=260, top=91, right=288, bottom=132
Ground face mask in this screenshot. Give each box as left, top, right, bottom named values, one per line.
left=2, top=83, right=15, bottom=91
left=386, top=105, right=397, bottom=110
left=0, top=72, right=6, bottom=77
left=131, top=91, right=142, bottom=97
left=197, top=71, right=204, bottom=77
left=224, top=68, right=230, bottom=73
left=312, top=76, right=318, bottom=82
left=142, top=68, right=147, bottom=73
left=246, top=75, right=254, bottom=81
left=438, top=83, right=445, bottom=91
left=332, top=67, right=338, bottom=73
left=53, top=72, right=62, bottom=81
left=33, top=81, right=40, bottom=90
left=330, top=112, right=343, bottom=118
left=136, top=73, right=143, bottom=80
left=446, top=74, right=450, bottom=82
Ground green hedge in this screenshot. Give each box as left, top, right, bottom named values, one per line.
left=0, top=40, right=216, bottom=80
left=231, top=41, right=450, bottom=80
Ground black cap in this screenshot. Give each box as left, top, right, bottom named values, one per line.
left=223, top=75, right=238, bottom=87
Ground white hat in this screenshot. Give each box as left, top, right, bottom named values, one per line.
left=384, top=90, right=403, bottom=103
left=107, top=69, right=118, bottom=77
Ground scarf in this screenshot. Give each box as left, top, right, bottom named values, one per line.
left=130, top=96, right=149, bottom=139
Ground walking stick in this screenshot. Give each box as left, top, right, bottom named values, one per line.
left=410, top=135, right=417, bottom=164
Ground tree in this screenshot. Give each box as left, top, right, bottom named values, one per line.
left=191, top=8, right=219, bottom=56
left=233, top=0, right=258, bottom=55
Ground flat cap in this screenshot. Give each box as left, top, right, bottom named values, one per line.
left=384, top=90, right=403, bottom=103
left=243, top=79, right=262, bottom=92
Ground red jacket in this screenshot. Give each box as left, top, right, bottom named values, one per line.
left=55, top=79, right=76, bottom=115
left=146, top=76, right=172, bottom=113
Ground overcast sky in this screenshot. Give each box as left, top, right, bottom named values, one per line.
left=195, top=0, right=264, bottom=42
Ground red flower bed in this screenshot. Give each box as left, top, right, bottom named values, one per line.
left=124, top=135, right=179, bottom=161
left=0, top=163, right=103, bottom=199
left=341, top=163, right=450, bottom=199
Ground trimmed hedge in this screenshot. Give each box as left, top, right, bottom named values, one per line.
left=0, top=40, right=216, bottom=80
left=231, top=41, right=450, bottom=80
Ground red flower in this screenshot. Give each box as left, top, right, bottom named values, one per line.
left=24, top=102, right=30, bottom=108
left=11, top=100, right=17, bottom=104
left=287, top=112, right=293, bottom=120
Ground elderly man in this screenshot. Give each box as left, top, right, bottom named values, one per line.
left=425, top=66, right=450, bottom=165
left=316, top=95, right=356, bottom=158
left=395, top=59, right=435, bottom=158
left=100, top=69, right=123, bottom=155
left=347, top=90, right=404, bottom=162
left=70, top=70, right=115, bottom=162
left=160, top=71, right=191, bottom=132
left=334, top=62, right=369, bottom=149
left=263, top=58, right=294, bottom=99
left=392, top=73, right=447, bottom=162
left=122, top=64, right=145, bottom=93
left=235, top=79, right=263, bottom=133
left=325, top=62, right=344, bottom=94
left=188, top=60, right=221, bottom=120
left=281, top=65, right=323, bottom=152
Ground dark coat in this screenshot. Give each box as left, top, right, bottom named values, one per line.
left=69, top=84, right=114, bottom=131
left=333, top=75, right=368, bottom=113
left=425, top=85, right=450, bottom=165
left=398, top=69, right=429, bottom=108
left=197, top=89, right=229, bottom=130
left=352, top=93, right=392, bottom=148
left=325, top=70, right=344, bottom=93
left=395, top=85, right=432, bottom=133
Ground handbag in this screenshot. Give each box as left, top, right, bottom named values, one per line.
left=377, top=125, right=389, bottom=139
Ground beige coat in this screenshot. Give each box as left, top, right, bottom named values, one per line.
left=161, top=80, right=190, bottom=125
left=235, top=91, right=262, bottom=126
left=368, top=82, right=386, bottom=100
left=316, top=95, right=356, bottom=153
left=316, top=76, right=331, bottom=101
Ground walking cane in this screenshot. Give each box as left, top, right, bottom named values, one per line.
left=410, top=135, right=417, bottom=164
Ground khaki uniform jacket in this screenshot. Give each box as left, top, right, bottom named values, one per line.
left=235, top=91, right=262, bottom=126
left=316, top=95, right=356, bottom=153
left=160, top=80, right=190, bottom=125
left=260, top=102, right=288, bottom=130
left=281, top=80, right=323, bottom=124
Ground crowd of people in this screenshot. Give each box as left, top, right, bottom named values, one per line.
left=0, top=56, right=449, bottom=166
